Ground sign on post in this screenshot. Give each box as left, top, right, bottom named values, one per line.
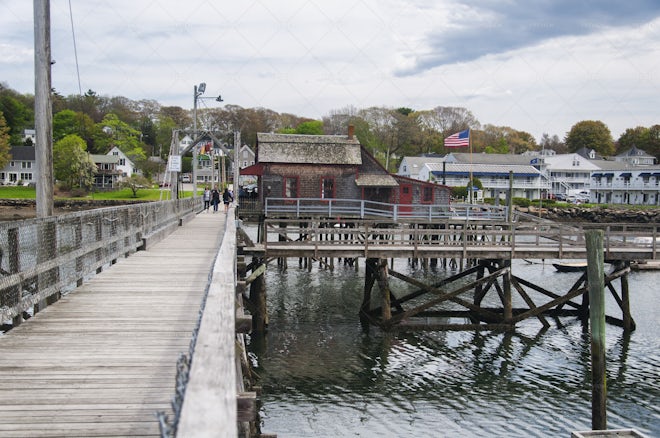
left=168, top=155, right=182, bottom=172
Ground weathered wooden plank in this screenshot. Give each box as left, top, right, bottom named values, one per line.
left=0, top=211, right=229, bottom=437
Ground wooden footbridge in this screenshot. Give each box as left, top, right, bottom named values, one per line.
left=0, top=201, right=258, bottom=437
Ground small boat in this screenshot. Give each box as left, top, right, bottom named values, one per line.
left=552, top=262, right=588, bottom=272
left=630, top=260, right=660, bottom=271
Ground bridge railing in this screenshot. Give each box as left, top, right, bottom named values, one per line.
left=264, top=197, right=511, bottom=221
left=261, top=219, right=659, bottom=260
left=0, top=198, right=201, bottom=323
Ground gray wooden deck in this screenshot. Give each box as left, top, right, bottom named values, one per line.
left=0, top=209, right=228, bottom=437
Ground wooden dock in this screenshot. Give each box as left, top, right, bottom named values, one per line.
left=0, top=210, right=229, bottom=437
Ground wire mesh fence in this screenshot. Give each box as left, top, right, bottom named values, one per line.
left=0, top=198, right=200, bottom=323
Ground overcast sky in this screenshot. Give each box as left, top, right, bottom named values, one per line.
left=2, top=0, right=659, bottom=141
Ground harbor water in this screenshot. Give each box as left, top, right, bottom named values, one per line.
left=246, top=245, right=659, bottom=437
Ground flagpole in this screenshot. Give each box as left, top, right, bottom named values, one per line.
left=468, top=129, right=473, bottom=204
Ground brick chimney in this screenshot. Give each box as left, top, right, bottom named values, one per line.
left=348, top=124, right=354, bottom=140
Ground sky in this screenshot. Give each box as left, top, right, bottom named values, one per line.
left=1, top=0, right=659, bottom=141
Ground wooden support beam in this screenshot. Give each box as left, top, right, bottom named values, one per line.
left=236, top=314, right=252, bottom=333
left=510, top=276, right=550, bottom=328
left=245, top=263, right=266, bottom=285
left=385, top=268, right=508, bottom=327
left=237, top=391, right=257, bottom=422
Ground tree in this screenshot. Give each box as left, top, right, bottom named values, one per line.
left=295, top=120, right=323, bottom=135
left=617, top=126, right=649, bottom=153
left=0, top=92, right=33, bottom=145
left=119, top=174, right=151, bottom=198
left=53, top=134, right=96, bottom=189
left=93, top=113, right=146, bottom=161
left=0, top=111, right=11, bottom=169
left=565, top=120, right=614, bottom=156
left=53, top=109, right=95, bottom=142
left=540, top=133, right=566, bottom=153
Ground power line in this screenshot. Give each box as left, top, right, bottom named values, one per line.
left=68, top=0, right=83, bottom=97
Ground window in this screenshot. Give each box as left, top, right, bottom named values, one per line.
left=21, top=161, right=32, bottom=169
left=20, top=173, right=32, bottom=181
left=284, top=176, right=298, bottom=198
left=119, top=158, right=126, bottom=165
left=423, top=186, right=433, bottom=203
left=321, top=177, right=335, bottom=199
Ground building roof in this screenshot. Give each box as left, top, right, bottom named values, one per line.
left=616, top=145, right=654, bottom=159
left=426, top=162, right=541, bottom=177
left=399, top=156, right=445, bottom=176
left=10, top=146, right=36, bottom=161
left=91, top=154, right=120, bottom=164
left=446, top=152, right=533, bottom=165
left=257, top=133, right=361, bottom=165
left=355, top=173, right=398, bottom=187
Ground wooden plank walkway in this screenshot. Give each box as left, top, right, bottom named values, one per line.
left=0, top=209, right=229, bottom=437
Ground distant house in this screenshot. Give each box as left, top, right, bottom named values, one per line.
left=0, top=146, right=36, bottom=185
left=613, top=146, right=656, bottom=166
left=107, top=146, right=137, bottom=179
left=246, top=128, right=450, bottom=207
left=540, top=153, right=600, bottom=196
left=419, top=162, right=546, bottom=201
left=90, top=154, right=121, bottom=189
left=22, top=129, right=36, bottom=145
left=589, top=162, right=660, bottom=205
left=236, top=144, right=254, bottom=169
left=397, top=155, right=445, bottom=180
left=401, top=152, right=549, bottom=200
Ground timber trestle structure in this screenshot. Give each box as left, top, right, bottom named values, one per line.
left=243, top=217, right=658, bottom=332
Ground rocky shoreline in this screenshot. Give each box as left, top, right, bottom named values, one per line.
left=522, top=205, right=660, bottom=224
left=0, top=199, right=148, bottom=221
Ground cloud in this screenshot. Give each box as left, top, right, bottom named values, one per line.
left=395, top=0, right=660, bottom=75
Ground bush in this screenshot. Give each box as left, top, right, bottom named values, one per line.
left=512, top=197, right=530, bottom=207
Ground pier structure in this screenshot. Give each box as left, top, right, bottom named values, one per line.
left=241, top=202, right=657, bottom=333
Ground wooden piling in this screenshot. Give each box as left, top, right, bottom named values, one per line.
left=585, top=229, right=607, bottom=431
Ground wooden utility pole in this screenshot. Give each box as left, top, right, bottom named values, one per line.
left=34, top=0, right=54, bottom=217
left=585, top=229, right=607, bottom=431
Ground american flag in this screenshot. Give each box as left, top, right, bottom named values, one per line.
left=444, top=129, right=470, bottom=148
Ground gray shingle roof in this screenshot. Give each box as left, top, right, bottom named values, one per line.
left=257, top=133, right=361, bottom=165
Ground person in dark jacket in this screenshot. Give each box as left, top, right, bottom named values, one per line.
left=222, top=187, right=234, bottom=213
left=211, top=185, right=221, bottom=213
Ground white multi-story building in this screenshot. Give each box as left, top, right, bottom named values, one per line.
left=541, top=153, right=601, bottom=196
left=589, top=164, right=660, bottom=205
left=419, top=162, right=547, bottom=200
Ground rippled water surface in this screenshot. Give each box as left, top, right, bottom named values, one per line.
left=246, top=237, right=659, bottom=437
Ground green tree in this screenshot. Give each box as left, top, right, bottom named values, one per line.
left=0, top=111, right=11, bottom=169
left=53, top=109, right=95, bottom=142
left=94, top=113, right=146, bottom=161
left=119, top=174, right=151, bottom=197
left=617, top=126, right=650, bottom=153
left=0, top=92, right=33, bottom=145
left=565, top=120, right=614, bottom=156
left=53, top=134, right=96, bottom=189
left=295, top=120, right=323, bottom=135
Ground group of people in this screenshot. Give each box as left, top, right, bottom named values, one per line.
left=203, top=185, right=233, bottom=213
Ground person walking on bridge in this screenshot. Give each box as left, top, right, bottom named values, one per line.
left=211, top=185, right=221, bottom=213
left=203, top=186, right=211, bottom=212
left=222, top=187, right=234, bottom=213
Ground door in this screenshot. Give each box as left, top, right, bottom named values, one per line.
left=399, top=184, right=412, bottom=214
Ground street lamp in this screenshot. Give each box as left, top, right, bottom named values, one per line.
left=192, top=83, right=223, bottom=198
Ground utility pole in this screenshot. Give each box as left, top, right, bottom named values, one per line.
left=34, top=0, right=54, bottom=217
